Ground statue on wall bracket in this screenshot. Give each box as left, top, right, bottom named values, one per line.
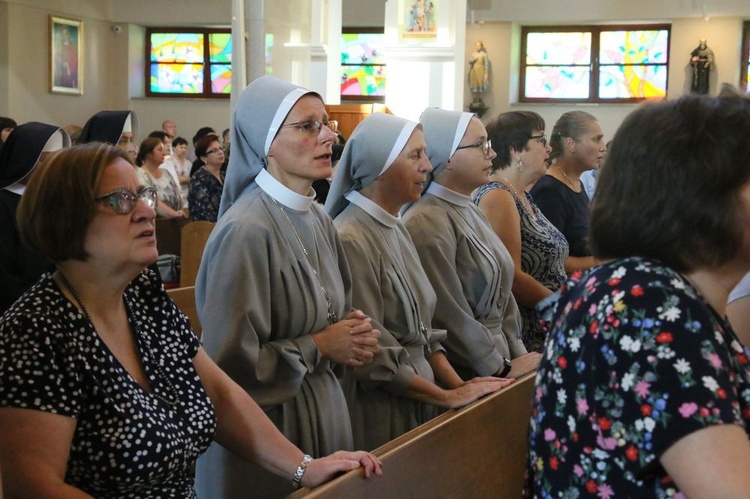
left=468, top=40, right=490, bottom=117
left=689, top=37, right=714, bottom=95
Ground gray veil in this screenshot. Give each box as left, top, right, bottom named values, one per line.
left=324, top=113, right=419, bottom=219
left=219, top=76, right=321, bottom=218
left=419, top=107, right=474, bottom=181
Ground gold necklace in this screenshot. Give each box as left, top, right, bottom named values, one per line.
left=500, top=177, right=536, bottom=220
left=272, top=198, right=338, bottom=325
left=555, top=165, right=580, bottom=191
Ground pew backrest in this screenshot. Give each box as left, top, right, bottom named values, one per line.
left=180, top=221, right=215, bottom=287
left=167, top=285, right=201, bottom=339
left=291, top=373, right=536, bottom=498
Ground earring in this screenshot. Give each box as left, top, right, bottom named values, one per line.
left=516, top=160, right=524, bottom=171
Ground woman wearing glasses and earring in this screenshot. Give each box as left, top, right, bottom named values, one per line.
left=0, top=143, right=381, bottom=497
left=189, top=134, right=226, bottom=222
left=472, top=112, right=569, bottom=352
left=403, top=108, right=541, bottom=382
left=195, top=76, right=382, bottom=498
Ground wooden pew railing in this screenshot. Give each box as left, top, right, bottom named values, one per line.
left=290, top=373, right=536, bottom=498
left=180, top=221, right=215, bottom=287
left=167, top=285, right=202, bottom=339
left=155, top=217, right=190, bottom=257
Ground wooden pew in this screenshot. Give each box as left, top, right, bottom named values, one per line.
left=324, top=103, right=392, bottom=139
left=180, top=221, right=215, bottom=287
left=290, top=373, right=536, bottom=498
left=155, top=217, right=189, bottom=256
left=167, top=285, right=202, bottom=339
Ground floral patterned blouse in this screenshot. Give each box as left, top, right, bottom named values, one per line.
left=527, top=257, right=750, bottom=498
left=188, top=167, right=225, bottom=222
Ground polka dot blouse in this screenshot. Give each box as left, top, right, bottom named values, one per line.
left=0, top=270, right=217, bottom=497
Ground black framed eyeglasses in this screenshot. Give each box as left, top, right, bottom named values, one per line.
left=456, top=139, right=492, bottom=157
left=204, top=148, right=223, bottom=155
left=282, top=119, right=339, bottom=135
left=95, top=187, right=157, bottom=214
left=529, top=134, right=547, bottom=147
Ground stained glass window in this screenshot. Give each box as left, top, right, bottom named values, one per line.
left=147, top=28, right=231, bottom=98
left=521, top=25, right=670, bottom=103
left=341, top=31, right=386, bottom=100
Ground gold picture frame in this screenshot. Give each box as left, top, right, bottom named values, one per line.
left=50, top=16, right=83, bottom=95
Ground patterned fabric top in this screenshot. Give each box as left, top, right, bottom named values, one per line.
left=188, top=167, right=225, bottom=222
left=473, top=181, right=568, bottom=352
left=0, top=270, right=217, bottom=497
left=163, top=156, right=191, bottom=208
left=138, top=167, right=183, bottom=211
left=527, top=257, right=750, bottom=498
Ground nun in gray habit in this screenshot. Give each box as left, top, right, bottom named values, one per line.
left=325, top=113, right=510, bottom=451
left=195, top=76, right=381, bottom=498
left=402, top=108, right=541, bottom=381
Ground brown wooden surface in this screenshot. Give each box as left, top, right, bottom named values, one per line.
left=155, top=217, right=189, bottom=256
left=290, top=373, right=536, bottom=499
left=179, top=221, right=214, bottom=287
left=325, top=103, right=392, bottom=139
left=167, top=285, right=201, bottom=339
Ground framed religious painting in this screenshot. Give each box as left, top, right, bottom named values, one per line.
left=399, top=0, right=437, bottom=43
left=50, top=16, right=83, bottom=95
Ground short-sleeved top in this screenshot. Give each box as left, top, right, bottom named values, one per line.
left=473, top=181, right=568, bottom=352
left=188, top=166, right=225, bottom=222
left=729, top=271, right=750, bottom=303
left=0, top=270, right=217, bottom=497
left=530, top=174, right=591, bottom=257
left=138, top=167, right=183, bottom=211
left=527, top=257, right=750, bottom=497
left=163, top=156, right=192, bottom=208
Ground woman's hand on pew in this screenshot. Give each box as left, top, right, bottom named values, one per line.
left=302, top=450, right=383, bottom=488
left=507, top=352, right=541, bottom=378
left=312, top=310, right=382, bottom=367
left=440, top=377, right=512, bottom=409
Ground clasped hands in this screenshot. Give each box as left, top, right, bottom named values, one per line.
left=312, top=310, right=381, bottom=367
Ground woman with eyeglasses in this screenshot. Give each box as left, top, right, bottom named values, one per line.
left=188, top=134, right=225, bottom=222
left=195, top=76, right=382, bottom=498
left=325, top=113, right=511, bottom=451
left=403, top=108, right=541, bottom=382
left=472, top=111, right=569, bottom=352
left=0, top=142, right=381, bottom=497
left=136, top=137, right=185, bottom=219
left=529, top=110, right=605, bottom=271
